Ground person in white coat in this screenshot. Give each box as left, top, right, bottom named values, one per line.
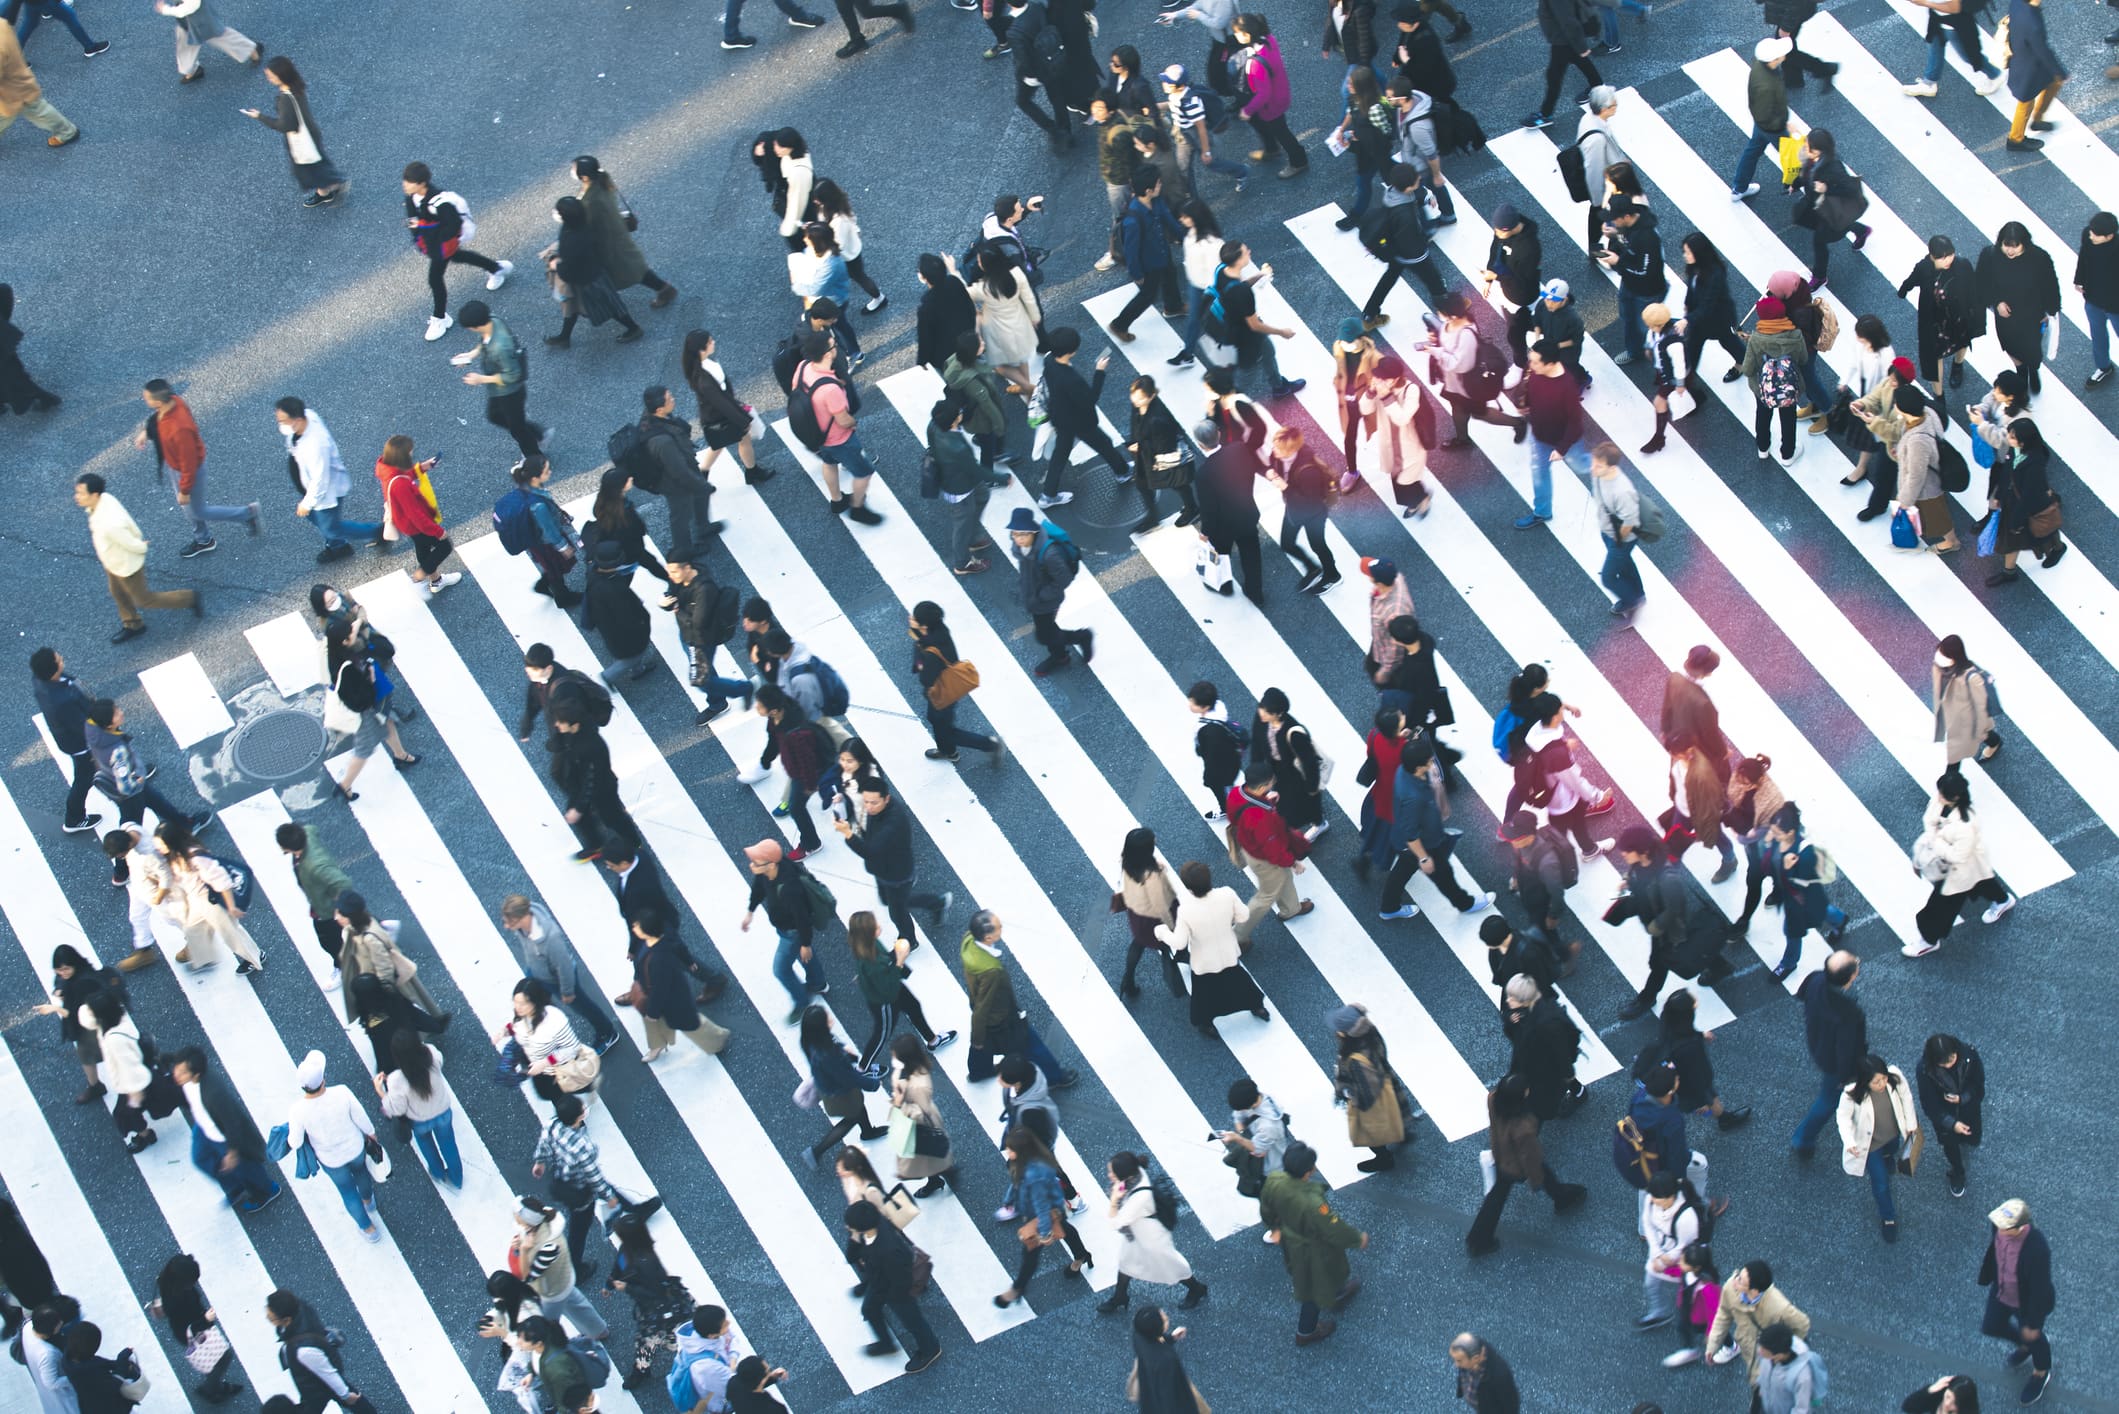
left=1635, top=1170, right=1701, bottom=1333
left=1155, top=860, right=1268, bottom=1036
left=153, top=816, right=265, bottom=975
left=1905, top=771, right=2013, bottom=958
left=284, top=1048, right=384, bottom=1242
left=1097, top=1152, right=1208, bottom=1315
left=1837, top=1054, right=1918, bottom=1243
left=82, top=991, right=164, bottom=1155
left=21, top=1300, right=80, bottom=1414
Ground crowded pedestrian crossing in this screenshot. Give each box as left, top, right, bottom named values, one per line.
left=5, top=11, right=2113, bottom=1407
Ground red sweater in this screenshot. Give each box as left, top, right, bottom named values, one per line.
left=377, top=461, right=444, bottom=539
left=154, top=397, right=206, bottom=493
left=1226, top=785, right=1309, bottom=867
left=1365, top=730, right=1400, bottom=822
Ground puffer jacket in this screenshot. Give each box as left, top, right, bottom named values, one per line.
left=1914, top=798, right=1993, bottom=895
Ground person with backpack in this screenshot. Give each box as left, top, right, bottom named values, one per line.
left=1609, top=824, right=1700, bottom=1021
left=1501, top=974, right=1581, bottom=1121
left=1499, top=812, right=1575, bottom=946
left=401, top=162, right=508, bottom=342
left=549, top=691, right=638, bottom=863
left=1907, top=771, right=2013, bottom=958
left=497, top=453, right=581, bottom=607
left=1589, top=440, right=1645, bottom=619
left=1002, top=0, right=1073, bottom=147
left=1204, top=242, right=1307, bottom=401
left=790, top=330, right=884, bottom=524
left=1382, top=77, right=1454, bottom=226
left=1482, top=915, right=1558, bottom=996
left=1890, top=385, right=1961, bottom=550
left=1562, top=87, right=1624, bottom=257
left=1753, top=1322, right=1828, bottom=1414
left=1742, top=295, right=1808, bottom=465
left=854, top=913, right=954, bottom=1070
left=662, top=560, right=750, bottom=724
left=1466, top=1071, right=1588, bottom=1257
left=1423, top=294, right=1526, bottom=446
left=1039, top=329, right=1132, bottom=508
left=926, top=398, right=997, bottom=576
left=517, top=643, right=612, bottom=744
left=1006, top=506, right=1094, bottom=676
left=580, top=540, right=654, bottom=685
left=1636, top=1170, right=1703, bottom=1333
left=1259, top=1140, right=1367, bottom=1345
left=756, top=628, right=849, bottom=729
left=1515, top=690, right=1613, bottom=856
left=1515, top=339, right=1593, bottom=528
left=266, top=1289, right=378, bottom=1413
left=740, top=836, right=829, bottom=1020
left=153, top=814, right=266, bottom=975
left=941, top=331, right=1017, bottom=478
left=1110, top=172, right=1189, bottom=342
left=750, top=684, right=830, bottom=859
left=1358, top=162, right=1448, bottom=321
left=517, top=1315, right=608, bottom=1414
left=1099, top=1151, right=1209, bottom=1314
left=621, top=386, right=718, bottom=562
left=1331, top=67, right=1396, bottom=232
left=1185, top=681, right=1248, bottom=821
left=665, top=1305, right=744, bottom=1411
left=1159, top=62, right=1247, bottom=195
left=1382, top=737, right=1491, bottom=918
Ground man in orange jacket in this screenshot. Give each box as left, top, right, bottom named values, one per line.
left=135, top=379, right=259, bottom=557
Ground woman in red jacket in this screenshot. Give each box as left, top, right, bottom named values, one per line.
left=375, top=436, right=461, bottom=596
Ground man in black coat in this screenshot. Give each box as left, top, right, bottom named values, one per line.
left=1038, top=327, right=1132, bottom=504
left=1006, top=506, right=1094, bottom=674
left=1978, top=1199, right=2054, bottom=1404
left=630, top=910, right=730, bottom=1057
left=836, top=775, right=951, bottom=949
left=1480, top=914, right=1557, bottom=994
left=1191, top=420, right=1266, bottom=607
left=1449, top=1332, right=1520, bottom=1413
left=1501, top=974, right=1579, bottom=1120
left=1479, top=205, right=1543, bottom=364
left=1898, top=237, right=1983, bottom=388
left=549, top=700, right=638, bottom=862
left=1360, top=164, right=1448, bottom=319
left=1390, top=5, right=1457, bottom=100
left=1608, top=825, right=1689, bottom=1021
left=636, top=386, right=718, bottom=562
left=845, top=1201, right=942, bottom=1373
left=30, top=647, right=101, bottom=835
left=172, top=1046, right=283, bottom=1211
left=1004, top=0, right=1073, bottom=147
left=1759, top=0, right=1837, bottom=89
left=1791, top=949, right=1864, bottom=1158
left=1501, top=812, right=1571, bottom=944
left=604, top=842, right=728, bottom=1005
left=1525, top=0, right=1600, bottom=128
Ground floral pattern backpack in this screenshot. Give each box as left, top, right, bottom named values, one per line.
left=1759, top=354, right=1798, bottom=409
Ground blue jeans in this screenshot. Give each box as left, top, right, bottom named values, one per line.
left=1776, top=901, right=1847, bottom=972
left=2088, top=299, right=2119, bottom=372
left=772, top=929, right=827, bottom=1013
left=1617, top=289, right=1653, bottom=358
left=1601, top=532, right=1644, bottom=609
left=180, top=465, right=256, bottom=545
left=1790, top=1072, right=1841, bottom=1155
left=725, top=0, right=812, bottom=38
left=967, top=1023, right=1067, bottom=1085
left=1348, top=161, right=1378, bottom=222
left=411, top=1110, right=464, bottom=1189
left=1864, top=1136, right=1900, bottom=1221
left=1179, top=284, right=1212, bottom=358
left=1176, top=128, right=1249, bottom=186
left=819, top=430, right=876, bottom=483
left=1528, top=437, right=1593, bottom=519
left=312, top=502, right=381, bottom=551
left=1801, top=353, right=1832, bottom=413
left=322, top=1156, right=376, bottom=1229
left=1923, top=24, right=1998, bottom=81
left=1730, top=124, right=1780, bottom=194
left=1597, top=0, right=1650, bottom=45
left=14, top=0, right=97, bottom=48
left=189, top=1128, right=278, bottom=1204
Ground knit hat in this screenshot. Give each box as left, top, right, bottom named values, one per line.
left=1988, top=1198, right=2030, bottom=1230
left=1765, top=269, right=1804, bottom=298
left=296, top=1049, right=327, bottom=1091
left=1889, top=355, right=1918, bottom=381
left=1756, top=35, right=1792, bottom=62
left=1160, top=62, right=1187, bottom=85
left=2092, top=212, right=2119, bottom=238
left=1005, top=506, right=1041, bottom=534
left=1755, top=295, right=1786, bottom=320
left=743, top=838, right=784, bottom=866
left=1642, top=303, right=1672, bottom=329
left=1502, top=810, right=1539, bottom=839
left=1539, top=278, right=1570, bottom=303
left=1893, top=385, right=1928, bottom=415
left=1337, top=316, right=1368, bottom=343
left=1491, top=202, right=1521, bottom=231
left=1361, top=556, right=1399, bottom=585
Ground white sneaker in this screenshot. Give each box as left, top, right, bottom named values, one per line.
left=863, top=293, right=888, bottom=314
left=1037, top=491, right=1075, bottom=508
left=1900, top=939, right=1940, bottom=958
left=1662, top=1348, right=1703, bottom=1369
left=1901, top=78, right=1938, bottom=98
left=424, top=314, right=453, bottom=342
left=1094, top=253, right=1118, bottom=272
left=1377, top=904, right=1419, bottom=920
left=424, top=571, right=462, bottom=595
left=1730, top=182, right=1761, bottom=201
left=1464, top=891, right=1495, bottom=914
left=1975, top=72, right=2003, bottom=95
left=1982, top=895, right=2016, bottom=925
left=738, top=764, right=771, bottom=785
left=487, top=259, right=513, bottom=291
left=1709, top=1344, right=1740, bottom=1366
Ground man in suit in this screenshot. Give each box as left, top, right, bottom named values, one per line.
left=171, top=1046, right=283, bottom=1212
left=1191, top=420, right=1266, bottom=607
left=602, top=842, right=727, bottom=1005
left=845, top=1200, right=942, bottom=1374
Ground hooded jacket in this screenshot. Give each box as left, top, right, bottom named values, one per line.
left=1015, top=524, right=1081, bottom=617
left=670, top=1321, right=739, bottom=1412
left=1486, top=220, right=1544, bottom=307
left=1608, top=210, right=1667, bottom=298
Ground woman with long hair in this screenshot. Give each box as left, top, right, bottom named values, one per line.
left=1127, top=1305, right=1208, bottom=1413
left=1099, top=1152, right=1207, bottom=1314
left=573, top=155, right=678, bottom=308
left=909, top=601, right=1002, bottom=763
left=374, top=436, right=461, bottom=596
left=377, top=1030, right=463, bottom=1189
left=1115, top=827, right=1181, bottom=999
left=241, top=57, right=346, bottom=206
left=1983, top=416, right=2067, bottom=584
left=153, top=815, right=265, bottom=974
left=798, top=1004, right=886, bottom=1168
left=888, top=1033, right=957, bottom=1196
left=1678, top=232, right=1746, bottom=395
left=969, top=245, right=1043, bottom=389
left=1126, top=374, right=1199, bottom=533
left=1915, top=1032, right=1984, bottom=1198
left=1229, top=13, right=1307, bottom=177
left=1906, top=770, right=2014, bottom=956
left=495, top=977, right=587, bottom=1100
left=1172, top=199, right=1224, bottom=366
left=335, top=889, right=448, bottom=1030
left=583, top=465, right=670, bottom=584
left=791, top=221, right=856, bottom=323
left=1836, top=1052, right=1917, bottom=1242
left=809, top=180, right=886, bottom=313
left=606, top=1209, right=692, bottom=1389
left=993, top=1124, right=1092, bottom=1307
left=848, top=909, right=952, bottom=1071
left=682, top=329, right=771, bottom=484
left=817, top=736, right=879, bottom=833
left=324, top=615, right=417, bottom=801
left=543, top=195, right=643, bottom=347
left=152, top=1253, right=240, bottom=1404
left=35, top=944, right=114, bottom=1102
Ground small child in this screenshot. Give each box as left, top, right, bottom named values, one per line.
left=1662, top=1240, right=1725, bottom=1368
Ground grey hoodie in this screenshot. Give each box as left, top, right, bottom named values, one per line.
left=1002, top=1065, right=1060, bottom=1145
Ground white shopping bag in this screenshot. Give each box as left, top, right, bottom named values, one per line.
left=1479, top=1148, right=1497, bottom=1194
left=1195, top=536, right=1233, bottom=593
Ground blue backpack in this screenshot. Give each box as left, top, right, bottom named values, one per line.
left=790, top=657, right=851, bottom=717
left=1491, top=704, right=1524, bottom=762
left=493, top=489, right=539, bottom=555
left=667, top=1349, right=730, bottom=1411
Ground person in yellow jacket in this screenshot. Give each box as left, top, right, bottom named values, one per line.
left=74, top=473, right=200, bottom=643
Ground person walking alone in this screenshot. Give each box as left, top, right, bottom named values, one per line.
left=1905, top=770, right=2013, bottom=957
left=1465, top=1072, right=1587, bottom=1255
left=277, top=397, right=381, bottom=563
left=1259, top=1141, right=1366, bottom=1345
left=241, top=57, right=345, bottom=207
left=1979, top=1198, right=2054, bottom=1405
left=74, top=473, right=200, bottom=643
left=1099, top=1152, right=1208, bottom=1314
left=158, top=0, right=256, bottom=83
left=1521, top=0, right=1600, bottom=131
left=402, top=162, right=508, bottom=342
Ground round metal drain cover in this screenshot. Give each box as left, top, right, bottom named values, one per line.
left=230, top=708, right=328, bottom=784
left=1056, top=464, right=1142, bottom=531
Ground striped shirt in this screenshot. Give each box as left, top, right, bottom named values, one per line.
left=533, top=1116, right=617, bottom=1202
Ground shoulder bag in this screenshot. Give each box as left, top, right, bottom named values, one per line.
left=323, top=662, right=363, bottom=736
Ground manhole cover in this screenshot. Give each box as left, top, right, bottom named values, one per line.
left=230, top=707, right=328, bottom=784
left=1050, top=462, right=1143, bottom=531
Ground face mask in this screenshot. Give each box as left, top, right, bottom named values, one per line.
left=1934, top=652, right=1952, bottom=669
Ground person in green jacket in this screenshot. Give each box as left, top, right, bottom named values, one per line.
left=275, top=822, right=354, bottom=968
left=1258, top=1141, right=1367, bottom=1347
left=959, top=909, right=1077, bottom=1088
left=519, top=1316, right=597, bottom=1414
left=942, top=332, right=1017, bottom=473
left=1727, top=36, right=1791, bottom=201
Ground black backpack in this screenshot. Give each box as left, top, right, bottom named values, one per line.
left=1557, top=139, right=1593, bottom=204
left=702, top=582, right=743, bottom=648
left=1936, top=435, right=1970, bottom=495
left=1148, top=1168, right=1183, bottom=1230
left=1030, top=20, right=1065, bottom=73
left=1435, top=98, right=1486, bottom=155
left=1196, top=86, right=1232, bottom=134
left=607, top=423, right=664, bottom=493
left=788, top=370, right=859, bottom=452
left=771, top=335, right=805, bottom=395
left=549, top=668, right=615, bottom=729
left=1535, top=825, right=1580, bottom=890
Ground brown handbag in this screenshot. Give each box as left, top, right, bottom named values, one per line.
left=1017, top=1209, right=1062, bottom=1248
left=2027, top=495, right=2063, bottom=539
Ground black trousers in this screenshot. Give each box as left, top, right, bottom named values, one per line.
left=571, top=790, right=642, bottom=856
left=656, top=470, right=715, bottom=562
left=1013, top=1219, right=1091, bottom=1288
left=877, top=878, right=947, bottom=947
left=425, top=246, right=502, bottom=319
left=1445, top=390, right=1522, bottom=438
left=1363, top=256, right=1446, bottom=318
left=311, top=915, right=344, bottom=964
left=1538, top=45, right=1602, bottom=117
left=1045, top=421, right=1132, bottom=497
left=835, top=0, right=910, bottom=41
left=1915, top=876, right=2008, bottom=942
left=1015, top=80, right=1069, bottom=135
left=1112, top=265, right=1188, bottom=333
left=1246, top=112, right=1308, bottom=170
left=1753, top=402, right=1796, bottom=458
left=485, top=390, right=544, bottom=457
left=63, top=748, right=96, bottom=829
left=1466, top=1162, right=1561, bottom=1246
left=1682, top=317, right=1746, bottom=386
left=1031, top=611, right=1093, bottom=666
left=1210, top=525, right=1266, bottom=605
left=859, top=991, right=938, bottom=1069
left=863, top=1287, right=940, bottom=1360
left=1279, top=512, right=1336, bottom=580
left=1381, top=838, right=1475, bottom=911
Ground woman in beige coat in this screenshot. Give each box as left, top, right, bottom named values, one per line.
left=1931, top=634, right=2000, bottom=766
left=1116, top=827, right=1181, bottom=1000
left=152, top=817, right=264, bottom=974
left=889, top=1033, right=957, bottom=1196
left=333, top=889, right=449, bottom=1031
left=1156, top=861, right=1267, bottom=1037
left=1836, top=1054, right=1919, bottom=1242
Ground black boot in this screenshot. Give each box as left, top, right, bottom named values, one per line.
left=1640, top=408, right=1670, bottom=454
